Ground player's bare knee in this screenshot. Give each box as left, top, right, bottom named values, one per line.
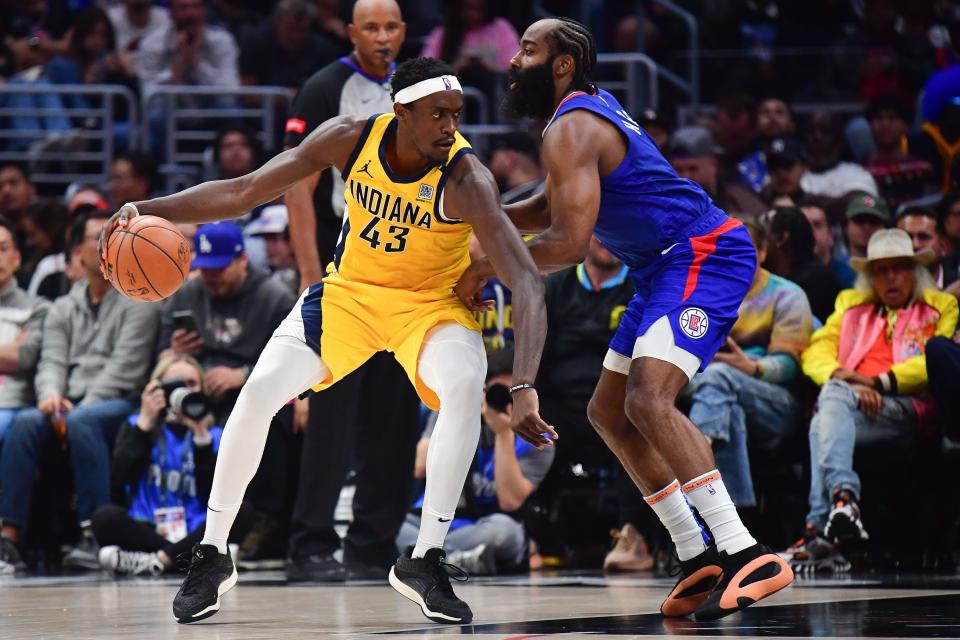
left=623, top=384, right=673, bottom=435
left=586, top=395, right=622, bottom=440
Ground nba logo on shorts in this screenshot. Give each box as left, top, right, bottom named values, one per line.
left=417, top=183, right=435, bottom=201
left=680, top=307, right=709, bottom=339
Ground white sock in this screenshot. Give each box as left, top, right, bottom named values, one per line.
left=200, top=335, right=329, bottom=555
left=411, top=323, right=486, bottom=559
left=682, top=470, right=756, bottom=554
left=644, top=480, right=708, bottom=561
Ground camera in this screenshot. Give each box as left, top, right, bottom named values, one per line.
left=484, top=383, right=512, bottom=414
left=158, top=379, right=210, bottom=421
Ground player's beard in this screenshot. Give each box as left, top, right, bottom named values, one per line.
left=502, top=58, right=557, bottom=120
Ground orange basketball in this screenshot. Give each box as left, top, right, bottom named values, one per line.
left=106, top=215, right=191, bottom=302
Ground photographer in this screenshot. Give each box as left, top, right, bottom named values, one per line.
left=90, top=355, right=252, bottom=576
left=396, top=348, right=554, bottom=575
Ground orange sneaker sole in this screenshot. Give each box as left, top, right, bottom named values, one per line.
left=660, top=564, right=723, bottom=618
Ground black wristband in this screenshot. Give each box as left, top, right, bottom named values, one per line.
left=509, top=383, right=535, bottom=394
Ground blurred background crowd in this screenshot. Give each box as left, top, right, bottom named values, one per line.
left=1, top=0, right=960, bottom=580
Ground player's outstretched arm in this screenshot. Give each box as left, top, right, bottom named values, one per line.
left=133, top=116, right=362, bottom=223
left=446, top=155, right=557, bottom=449
left=99, top=116, right=364, bottom=270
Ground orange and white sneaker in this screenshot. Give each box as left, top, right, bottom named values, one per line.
left=694, top=544, right=793, bottom=621
left=660, top=546, right=723, bottom=618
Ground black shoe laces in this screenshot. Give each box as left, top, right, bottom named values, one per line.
left=176, top=546, right=209, bottom=597
left=432, top=557, right=469, bottom=596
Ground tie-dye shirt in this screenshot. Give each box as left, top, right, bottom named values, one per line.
left=730, top=269, right=814, bottom=381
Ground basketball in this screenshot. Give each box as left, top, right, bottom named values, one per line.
left=105, top=215, right=191, bottom=302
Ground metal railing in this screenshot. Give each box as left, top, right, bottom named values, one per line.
left=0, top=83, right=139, bottom=189
left=140, top=85, right=294, bottom=191
left=640, top=0, right=699, bottom=107
left=596, top=52, right=660, bottom=113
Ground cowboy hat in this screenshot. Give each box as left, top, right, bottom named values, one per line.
left=850, top=228, right=936, bottom=273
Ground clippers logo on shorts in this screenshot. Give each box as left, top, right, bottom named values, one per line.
left=679, top=307, right=709, bottom=339
left=417, top=183, right=434, bottom=202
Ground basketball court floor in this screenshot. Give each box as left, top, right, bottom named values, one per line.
left=2, top=570, right=959, bottom=639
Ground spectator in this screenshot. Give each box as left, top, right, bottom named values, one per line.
left=757, top=97, right=797, bottom=142
left=801, top=199, right=856, bottom=288
left=157, top=222, right=296, bottom=565
left=65, top=183, right=109, bottom=215
left=18, top=200, right=67, bottom=289
left=243, top=204, right=299, bottom=295
left=158, top=222, right=295, bottom=422
left=761, top=137, right=808, bottom=204
left=763, top=206, right=843, bottom=323
left=0, top=210, right=160, bottom=573
left=213, top=127, right=263, bottom=181
left=421, top=0, right=519, bottom=73
left=0, top=34, right=74, bottom=153
left=909, top=65, right=960, bottom=194
left=107, top=0, right=171, bottom=54
left=636, top=107, right=671, bottom=150
left=0, top=220, right=48, bottom=457
left=91, top=355, right=251, bottom=576
left=863, top=94, right=936, bottom=210
left=794, top=229, right=958, bottom=571
left=938, top=189, right=960, bottom=253
left=397, top=348, right=555, bottom=575
left=312, top=0, right=350, bottom=51
left=667, top=126, right=766, bottom=218
left=136, top=0, right=240, bottom=100
left=0, top=162, right=37, bottom=233
left=107, top=152, right=156, bottom=208
left=843, top=193, right=891, bottom=262
left=714, top=93, right=763, bottom=192
left=801, top=111, right=879, bottom=199
left=45, top=7, right=138, bottom=92
left=534, top=237, right=654, bottom=571
left=488, top=133, right=544, bottom=204
left=27, top=191, right=108, bottom=298
left=688, top=219, right=813, bottom=508
left=32, top=207, right=89, bottom=302
left=925, top=335, right=960, bottom=440
left=239, top=0, right=340, bottom=90
left=897, top=205, right=958, bottom=290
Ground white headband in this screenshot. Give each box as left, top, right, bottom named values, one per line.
left=393, top=75, right=462, bottom=105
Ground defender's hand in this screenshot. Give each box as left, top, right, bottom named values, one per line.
left=454, top=263, right=494, bottom=312
left=99, top=203, right=140, bottom=281
left=509, top=388, right=557, bottom=449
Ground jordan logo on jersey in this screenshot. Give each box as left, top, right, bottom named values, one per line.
left=357, top=160, right=374, bottom=178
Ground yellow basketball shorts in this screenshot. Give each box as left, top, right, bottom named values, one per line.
left=272, top=276, right=481, bottom=410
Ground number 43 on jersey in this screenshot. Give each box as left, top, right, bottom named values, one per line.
left=359, top=217, right=409, bottom=253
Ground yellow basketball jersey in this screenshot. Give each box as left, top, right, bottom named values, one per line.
left=331, top=113, right=474, bottom=293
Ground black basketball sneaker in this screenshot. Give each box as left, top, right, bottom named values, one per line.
left=172, top=544, right=237, bottom=624
left=388, top=547, right=472, bottom=624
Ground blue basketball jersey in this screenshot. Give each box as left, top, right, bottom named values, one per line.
left=545, top=89, right=727, bottom=273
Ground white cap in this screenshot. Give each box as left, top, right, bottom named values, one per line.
left=244, top=205, right=289, bottom=236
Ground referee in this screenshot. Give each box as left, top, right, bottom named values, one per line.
left=282, top=0, right=419, bottom=582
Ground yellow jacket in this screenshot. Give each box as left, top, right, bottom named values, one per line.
left=802, top=288, right=959, bottom=395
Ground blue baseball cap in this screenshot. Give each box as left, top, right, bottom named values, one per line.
left=192, top=222, right=245, bottom=269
